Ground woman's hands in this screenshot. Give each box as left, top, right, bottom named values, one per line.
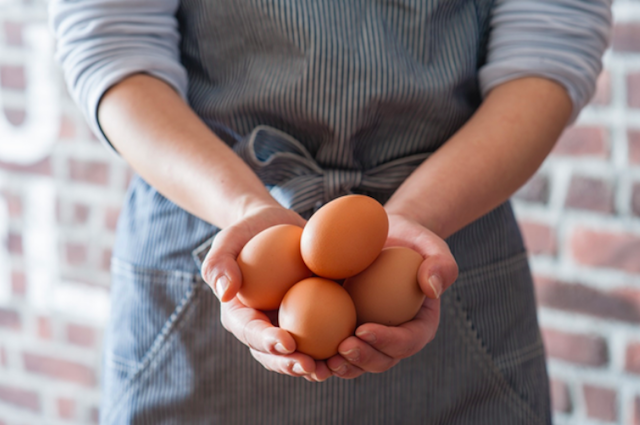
left=202, top=207, right=457, bottom=382
left=201, top=205, right=334, bottom=382
left=325, top=213, right=458, bottom=379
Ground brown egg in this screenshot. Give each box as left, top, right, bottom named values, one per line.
left=237, top=224, right=312, bottom=311
left=279, top=277, right=356, bottom=360
left=343, top=247, right=425, bottom=326
left=300, top=195, right=388, bottom=279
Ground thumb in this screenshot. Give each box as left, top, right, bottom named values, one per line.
left=201, top=227, right=245, bottom=302
left=417, top=253, right=458, bottom=299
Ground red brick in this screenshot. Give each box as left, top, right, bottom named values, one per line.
left=629, top=72, right=640, bottom=109
left=583, top=385, right=617, bottom=422
left=11, top=270, right=26, bottom=296
left=73, top=204, right=90, bottom=224
left=90, top=406, right=99, bottom=424
left=590, top=70, right=610, bottom=106
left=58, top=115, right=76, bottom=140
left=632, top=183, right=640, bottom=218
left=68, top=159, right=109, bottom=185
left=0, top=384, right=40, bottom=412
left=66, top=243, right=87, bottom=266
left=519, top=221, right=556, bottom=256
left=104, top=207, right=120, bottom=231
left=630, top=131, right=640, bottom=165
left=626, top=342, right=640, bottom=375
left=67, top=324, right=95, bottom=348
left=3, top=108, right=26, bottom=126
left=535, top=277, right=640, bottom=323
left=565, top=176, right=614, bottom=214
left=514, top=173, right=549, bottom=204
left=37, top=316, right=52, bottom=340
left=2, top=192, right=21, bottom=217
left=0, top=158, right=51, bottom=175
left=102, top=249, right=112, bottom=271
left=550, top=379, right=571, bottom=413
left=1, top=191, right=21, bottom=218
left=613, top=24, right=640, bottom=53
left=571, top=227, right=640, bottom=274
left=57, top=397, right=75, bottom=420
left=0, top=308, right=20, bottom=331
left=22, top=352, right=96, bottom=387
left=3, top=21, right=23, bottom=46
left=7, top=233, right=22, bottom=255
left=541, top=328, right=608, bottom=366
left=0, top=65, right=25, bottom=90
left=552, top=127, right=608, bottom=158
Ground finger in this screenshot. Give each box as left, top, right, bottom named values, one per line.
left=250, top=349, right=317, bottom=377
left=335, top=336, right=399, bottom=374
left=355, top=298, right=441, bottom=359
left=221, top=298, right=297, bottom=354
left=418, top=252, right=458, bottom=299
left=201, top=208, right=307, bottom=301
left=308, top=360, right=333, bottom=382
left=301, top=361, right=333, bottom=383
left=201, top=227, right=247, bottom=302
left=326, top=355, right=367, bottom=380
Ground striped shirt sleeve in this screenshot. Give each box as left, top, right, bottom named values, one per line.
left=49, top=0, right=187, bottom=152
left=479, top=0, right=612, bottom=123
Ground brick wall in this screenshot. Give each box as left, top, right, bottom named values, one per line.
left=512, top=2, right=640, bottom=423
left=0, top=0, right=638, bottom=424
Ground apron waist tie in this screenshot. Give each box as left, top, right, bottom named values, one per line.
left=192, top=125, right=430, bottom=269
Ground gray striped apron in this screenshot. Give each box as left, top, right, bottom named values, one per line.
left=100, top=0, right=551, bottom=423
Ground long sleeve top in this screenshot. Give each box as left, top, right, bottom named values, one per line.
left=49, top=0, right=611, bottom=163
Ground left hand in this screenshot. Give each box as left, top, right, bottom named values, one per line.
left=326, top=212, right=458, bottom=379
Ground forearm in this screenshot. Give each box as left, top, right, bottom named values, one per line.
left=385, top=77, right=572, bottom=239
left=98, top=74, right=280, bottom=228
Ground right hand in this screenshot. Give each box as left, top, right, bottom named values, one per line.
left=200, top=205, right=333, bottom=382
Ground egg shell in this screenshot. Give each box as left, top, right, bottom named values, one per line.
left=279, top=277, right=356, bottom=360
left=300, top=195, right=388, bottom=279
left=237, top=224, right=312, bottom=311
left=343, top=246, right=425, bottom=326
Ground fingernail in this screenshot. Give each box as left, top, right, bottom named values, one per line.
left=356, top=330, right=376, bottom=344
left=292, top=363, right=307, bottom=374
left=275, top=343, right=293, bottom=355
left=428, top=275, right=442, bottom=299
left=215, top=275, right=229, bottom=299
left=331, top=364, right=348, bottom=376
left=339, top=348, right=359, bottom=362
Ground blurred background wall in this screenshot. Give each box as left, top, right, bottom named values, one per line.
left=0, top=0, right=639, bottom=424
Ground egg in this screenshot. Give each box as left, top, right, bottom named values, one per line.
left=300, top=195, right=388, bottom=279
left=279, top=277, right=356, bottom=360
left=237, top=224, right=312, bottom=310
left=343, top=246, right=425, bottom=326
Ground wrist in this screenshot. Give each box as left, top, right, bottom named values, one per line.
left=384, top=200, right=447, bottom=239
left=232, top=194, right=283, bottom=224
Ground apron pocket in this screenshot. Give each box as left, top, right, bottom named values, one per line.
left=102, top=259, right=203, bottom=416
left=451, top=252, right=550, bottom=424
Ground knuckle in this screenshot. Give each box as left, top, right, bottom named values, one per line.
left=219, top=311, right=231, bottom=332
left=396, top=341, right=418, bottom=359
left=251, top=350, right=275, bottom=373
left=372, top=358, right=396, bottom=374
left=242, top=318, right=262, bottom=351
left=200, top=260, right=214, bottom=283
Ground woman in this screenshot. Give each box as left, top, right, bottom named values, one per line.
left=50, top=0, right=611, bottom=423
